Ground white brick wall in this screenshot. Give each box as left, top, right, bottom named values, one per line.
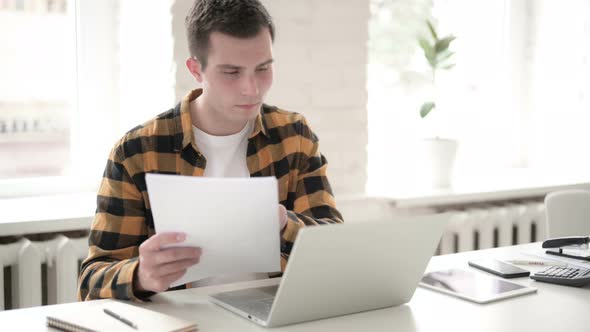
left=172, top=0, right=369, bottom=198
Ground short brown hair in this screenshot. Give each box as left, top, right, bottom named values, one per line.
left=185, top=0, right=275, bottom=69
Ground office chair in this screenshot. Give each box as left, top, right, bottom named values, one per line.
left=544, top=189, right=590, bottom=238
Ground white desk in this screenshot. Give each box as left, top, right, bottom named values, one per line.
left=1, top=242, right=589, bottom=331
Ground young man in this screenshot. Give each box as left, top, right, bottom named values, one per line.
left=78, top=0, right=343, bottom=302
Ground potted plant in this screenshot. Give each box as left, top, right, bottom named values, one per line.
left=417, top=20, right=458, bottom=188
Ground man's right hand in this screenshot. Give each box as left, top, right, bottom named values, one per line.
left=135, top=232, right=202, bottom=293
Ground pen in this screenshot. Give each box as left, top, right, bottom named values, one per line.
left=103, top=308, right=138, bottom=330
left=506, top=260, right=568, bottom=267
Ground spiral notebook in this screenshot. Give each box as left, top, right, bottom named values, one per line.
left=46, top=300, right=197, bottom=332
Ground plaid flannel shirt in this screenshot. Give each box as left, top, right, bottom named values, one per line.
left=78, top=89, right=343, bottom=302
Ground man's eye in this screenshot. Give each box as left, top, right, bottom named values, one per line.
left=256, top=66, right=269, bottom=72
left=223, top=71, right=239, bottom=75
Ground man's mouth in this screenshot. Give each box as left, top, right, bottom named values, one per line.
left=235, top=103, right=260, bottom=110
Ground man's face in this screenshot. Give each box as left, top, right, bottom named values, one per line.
left=192, top=28, right=274, bottom=127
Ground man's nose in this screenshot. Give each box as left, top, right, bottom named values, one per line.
left=241, top=74, right=259, bottom=97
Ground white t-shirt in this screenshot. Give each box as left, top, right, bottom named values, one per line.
left=192, top=120, right=253, bottom=178
left=191, top=120, right=268, bottom=287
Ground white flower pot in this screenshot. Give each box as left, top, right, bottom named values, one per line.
left=420, top=138, right=458, bottom=188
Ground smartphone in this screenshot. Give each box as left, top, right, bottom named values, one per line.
left=468, top=259, right=530, bottom=278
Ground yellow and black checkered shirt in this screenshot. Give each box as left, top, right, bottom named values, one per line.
left=78, top=89, right=343, bottom=302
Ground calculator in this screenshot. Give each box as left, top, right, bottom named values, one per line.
left=530, top=266, right=590, bottom=287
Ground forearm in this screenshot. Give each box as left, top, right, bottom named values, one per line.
left=79, top=154, right=152, bottom=301
left=78, top=252, right=150, bottom=302
left=278, top=123, right=344, bottom=263
left=280, top=208, right=343, bottom=254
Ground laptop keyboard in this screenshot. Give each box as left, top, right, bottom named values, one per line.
left=245, top=298, right=274, bottom=319
left=211, top=288, right=277, bottom=322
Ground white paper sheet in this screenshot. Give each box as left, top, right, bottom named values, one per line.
left=145, top=174, right=281, bottom=287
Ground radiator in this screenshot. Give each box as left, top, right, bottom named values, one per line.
left=1, top=235, right=88, bottom=310
left=437, top=200, right=547, bottom=254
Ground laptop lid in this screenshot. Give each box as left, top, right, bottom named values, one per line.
left=264, top=213, right=450, bottom=327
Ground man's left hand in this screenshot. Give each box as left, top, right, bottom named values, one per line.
left=278, top=204, right=288, bottom=232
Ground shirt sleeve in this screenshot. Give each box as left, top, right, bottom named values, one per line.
left=279, top=116, right=344, bottom=268
left=77, top=144, right=155, bottom=302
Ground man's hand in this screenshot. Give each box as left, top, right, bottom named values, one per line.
left=279, top=204, right=288, bottom=231
left=135, top=232, right=201, bottom=293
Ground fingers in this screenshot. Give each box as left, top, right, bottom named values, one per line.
left=150, top=247, right=202, bottom=266
left=157, top=270, right=188, bottom=291
left=154, top=257, right=200, bottom=278
left=136, top=232, right=202, bottom=293
left=278, top=204, right=288, bottom=231
left=136, top=248, right=201, bottom=293
left=278, top=204, right=287, bottom=215
left=143, top=268, right=189, bottom=293
left=140, top=232, right=186, bottom=252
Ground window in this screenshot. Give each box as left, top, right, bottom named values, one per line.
left=0, top=0, right=175, bottom=197
left=368, top=0, right=590, bottom=195
left=0, top=0, right=73, bottom=180
left=526, top=0, right=590, bottom=169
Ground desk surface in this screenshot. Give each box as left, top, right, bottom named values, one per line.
left=1, top=243, right=589, bottom=331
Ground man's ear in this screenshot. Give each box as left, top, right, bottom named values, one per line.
left=186, top=57, right=204, bottom=83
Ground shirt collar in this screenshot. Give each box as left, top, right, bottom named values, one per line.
left=177, top=89, right=269, bottom=151
left=249, top=106, right=269, bottom=139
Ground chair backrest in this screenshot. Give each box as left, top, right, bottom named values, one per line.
left=544, top=189, right=590, bottom=238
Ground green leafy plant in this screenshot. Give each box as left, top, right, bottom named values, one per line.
left=418, top=20, right=456, bottom=118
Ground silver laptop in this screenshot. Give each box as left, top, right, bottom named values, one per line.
left=209, top=213, right=450, bottom=327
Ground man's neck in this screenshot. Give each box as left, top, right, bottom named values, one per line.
left=190, top=95, right=248, bottom=136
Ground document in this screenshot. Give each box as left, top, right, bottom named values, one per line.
left=145, top=174, right=281, bottom=287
